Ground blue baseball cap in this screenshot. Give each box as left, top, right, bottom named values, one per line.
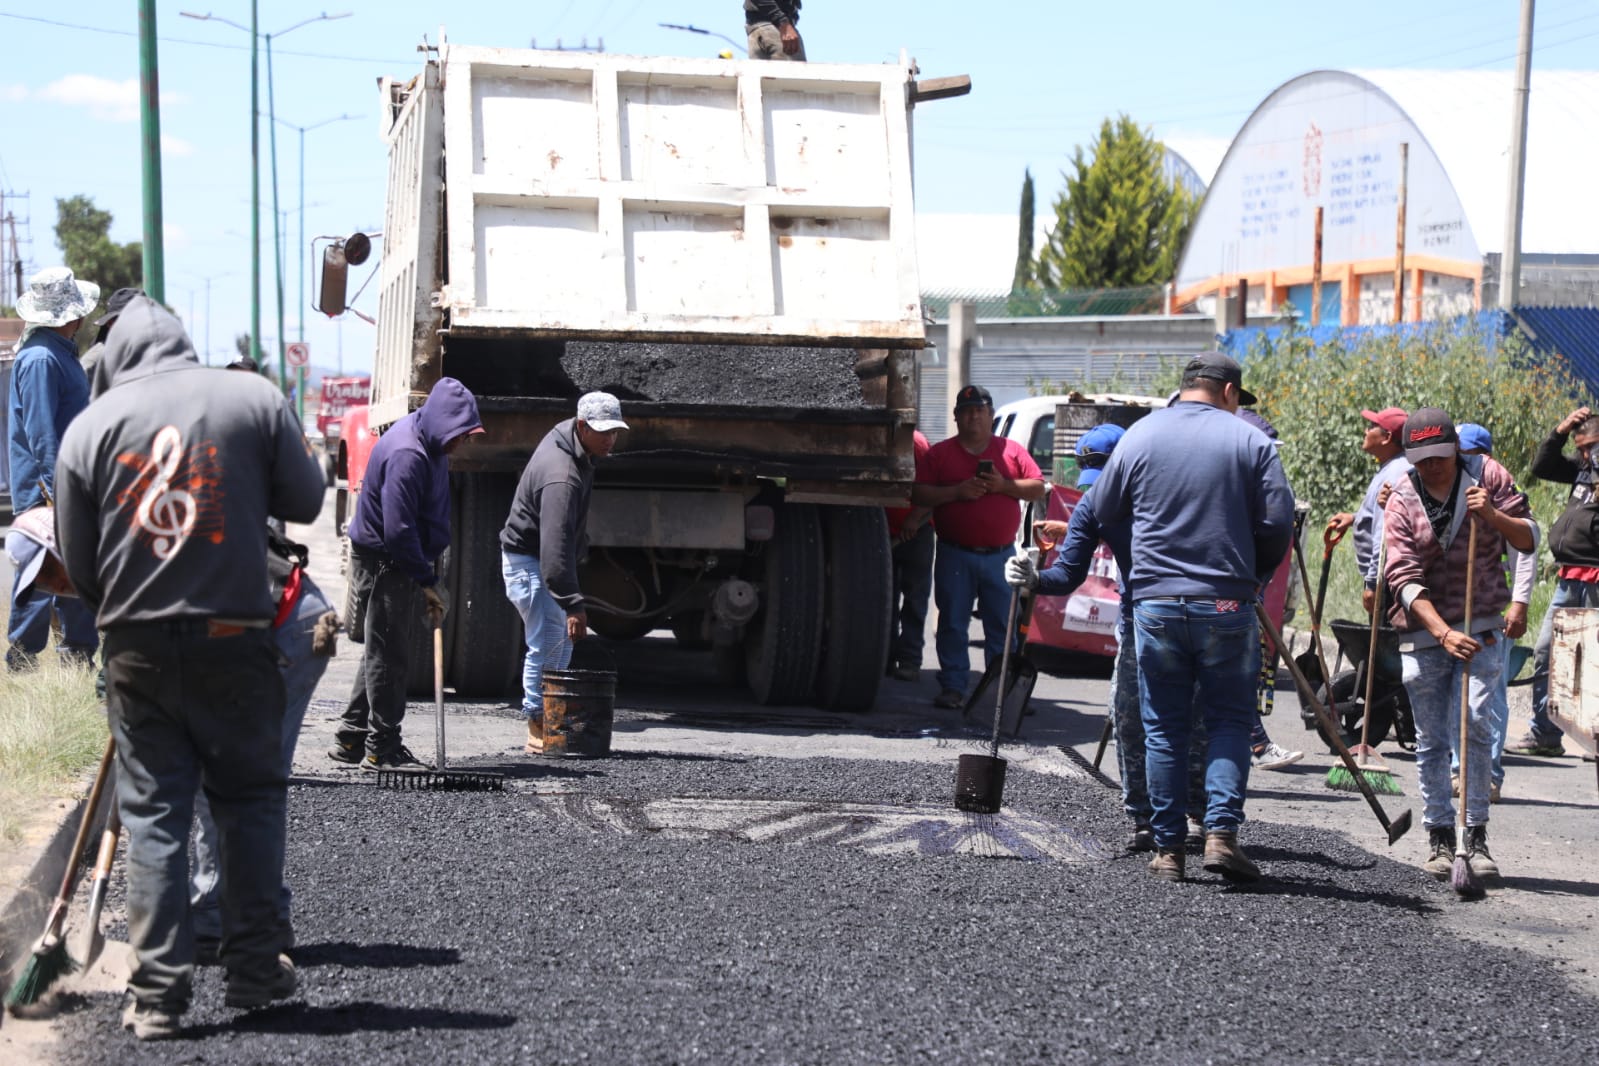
left=1075, top=423, right=1125, bottom=487
left=1457, top=422, right=1492, bottom=454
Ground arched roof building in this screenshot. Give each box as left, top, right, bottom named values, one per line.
left=1176, top=69, right=1599, bottom=325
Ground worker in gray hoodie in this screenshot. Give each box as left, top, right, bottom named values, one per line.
left=500, top=391, right=627, bottom=753
left=54, top=295, right=325, bottom=1040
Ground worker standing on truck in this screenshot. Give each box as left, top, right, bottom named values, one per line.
left=1089, top=353, right=1294, bottom=884
left=6, top=266, right=101, bottom=672
left=1382, top=408, right=1535, bottom=884
left=913, top=384, right=1045, bottom=709
left=501, top=392, right=628, bottom=754
left=745, top=0, right=805, bottom=60
left=54, top=295, right=325, bottom=1039
left=330, top=377, right=485, bottom=772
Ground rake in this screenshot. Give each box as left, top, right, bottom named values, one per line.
left=376, top=621, right=504, bottom=793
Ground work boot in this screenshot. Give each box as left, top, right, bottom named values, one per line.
left=1465, top=825, right=1501, bottom=882
left=122, top=999, right=183, bottom=1041
left=1126, top=824, right=1154, bottom=853
left=1185, top=817, right=1206, bottom=852
left=525, top=716, right=545, bottom=754
left=932, top=688, right=965, bottom=710
left=362, top=745, right=430, bottom=771
left=1148, top=848, right=1185, bottom=882
left=225, top=954, right=298, bottom=1010
left=1202, top=831, right=1261, bottom=883
left=327, top=738, right=363, bottom=765
left=1422, top=826, right=1456, bottom=880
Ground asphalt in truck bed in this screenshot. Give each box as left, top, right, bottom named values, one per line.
left=45, top=753, right=1599, bottom=1065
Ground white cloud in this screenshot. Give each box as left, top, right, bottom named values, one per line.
left=32, top=75, right=185, bottom=122
left=161, top=135, right=194, bottom=158
left=1, top=84, right=27, bottom=103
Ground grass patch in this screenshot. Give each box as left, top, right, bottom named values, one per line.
left=0, top=658, right=106, bottom=845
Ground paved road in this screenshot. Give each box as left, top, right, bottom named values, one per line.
left=10, top=489, right=1599, bottom=1063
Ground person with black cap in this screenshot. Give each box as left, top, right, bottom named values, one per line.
left=79, top=286, right=144, bottom=381
left=1382, top=407, right=1535, bottom=884
left=6, top=266, right=101, bottom=671
left=1327, top=405, right=1410, bottom=616
left=912, top=384, right=1045, bottom=709
left=1088, top=352, right=1295, bottom=883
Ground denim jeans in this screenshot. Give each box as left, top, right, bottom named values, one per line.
left=1132, top=599, right=1259, bottom=849
left=502, top=551, right=572, bottom=718
left=1529, top=577, right=1599, bottom=743
left=1403, top=635, right=1504, bottom=829
left=890, top=524, right=934, bottom=668
left=7, top=564, right=98, bottom=669
left=339, top=546, right=419, bottom=754
left=105, top=623, right=287, bottom=1011
left=1111, top=612, right=1208, bottom=826
left=191, top=576, right=333, bottom=943
left=1450, top=635, right=1512, bottom=788
left=932, top=543, right=1013, bottom=694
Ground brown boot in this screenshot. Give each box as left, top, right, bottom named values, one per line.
left=524, top=716, right=544, bottom=754
left=1148, top=848, right=1185, bottom=882
left=1202, top=830, right=1261, bottom=882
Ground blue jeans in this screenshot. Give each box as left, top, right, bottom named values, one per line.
left=890, top=523, right=934, bottom=668
left=932, top=543, right=1013, bottom=694
left=105, top=623, right=287, bottom=1010
left=7, top=564, right=98, bottom=669
left=1133, top=599, right=1259, bottom=849
left=1450, top=635, right=1512, bottom=788
left=1529, top=577, right=1599, bottom=744
left=191, top=576, right=333, bottom=943
left=1403, top=635, right=1504, bottom=829
left=503, top=551, right=572, bottom=718
left=1111, top=613, right=1208, bottom=826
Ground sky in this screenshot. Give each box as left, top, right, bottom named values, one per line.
left=3, top=0, right=1597, bottom=378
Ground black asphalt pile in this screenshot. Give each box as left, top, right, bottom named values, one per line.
left=49, top=755, right=1599, bottom=1064
left=558, top=342, right=867, bottom=408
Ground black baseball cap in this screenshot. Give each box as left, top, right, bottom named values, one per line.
left=954, top=384, right=993, bottom=411
left=1402, top=407, right=1458, bottom=462
left=94, top=287, right=144, bottom=329
left=1182, top=351, right=1257, bottom=406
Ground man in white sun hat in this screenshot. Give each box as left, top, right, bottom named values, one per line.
left=500, top=391, right=627, bottom=754
left=6, top=266, right=100, bottom=671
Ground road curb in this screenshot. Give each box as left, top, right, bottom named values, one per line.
left=0, top=773, right=111, bottom=1015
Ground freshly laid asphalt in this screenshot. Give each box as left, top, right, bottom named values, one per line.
left=46, top=749, right=1599, bottom=1064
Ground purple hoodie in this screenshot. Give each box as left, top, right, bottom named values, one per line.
left=346, top=377, right=482, bottom=586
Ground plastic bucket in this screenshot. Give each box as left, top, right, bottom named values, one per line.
left=954, top=753, right=1007, bottom=813
left=541, top=669, right=616, bottom=758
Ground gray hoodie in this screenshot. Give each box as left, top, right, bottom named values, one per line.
left=501, top=418, right=594, bottom=613
left=54, top=296, right=325, bottom=628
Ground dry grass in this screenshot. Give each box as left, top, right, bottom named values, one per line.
left=0, top=657, right=106, bottom=845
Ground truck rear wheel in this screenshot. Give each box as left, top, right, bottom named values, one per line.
left=814, top=506, right=891, bottom=711
left=744, top=503, right=824, bottom=705
left=446, top=472, right=525, bottom=698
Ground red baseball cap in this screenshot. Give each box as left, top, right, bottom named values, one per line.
left=1361, top=407, right=1408, bottom=435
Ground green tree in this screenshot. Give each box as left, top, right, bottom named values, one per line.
left=1007, top=169, right=1046, bottom=315
left=1035, top=115, right=1198, bottom=290
left=54, top=195, right=142, bottom=294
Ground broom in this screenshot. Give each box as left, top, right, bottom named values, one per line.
left=1329, top=537, right=1401, bottom=795
left=5, top=738, right=115, bottom=1014
left=376, top=621, right=504, bottom=792
left=1451, top=518, right=1486, bottom=900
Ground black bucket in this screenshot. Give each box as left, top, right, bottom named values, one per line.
left=954, top=753, right=1007, bottom=813
left=541, top=669, right=616, bottom=758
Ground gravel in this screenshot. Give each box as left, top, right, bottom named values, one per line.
left=553, top=342, right=867, bottom=408
left=47, top=755, right=1599, bottom=1064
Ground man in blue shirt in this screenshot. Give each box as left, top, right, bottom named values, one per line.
left=6, top=266, right=100, bottom=671
left=1090, top=353, right=1295, bottom=883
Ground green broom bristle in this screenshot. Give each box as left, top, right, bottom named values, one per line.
left=1326, top=764, right=1404, bottom=796
left=4, top=938, right=77, bottom=1014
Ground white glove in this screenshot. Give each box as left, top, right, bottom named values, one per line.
left=1005, top=551, right=1038, bottom=589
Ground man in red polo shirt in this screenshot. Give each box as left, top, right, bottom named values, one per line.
left=913, top=385, right=1045, bottom=707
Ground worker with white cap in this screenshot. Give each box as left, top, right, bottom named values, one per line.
left=6, top=266, right=100, bottom=671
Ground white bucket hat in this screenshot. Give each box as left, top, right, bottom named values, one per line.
left=16, top=266, right=100, bottom=327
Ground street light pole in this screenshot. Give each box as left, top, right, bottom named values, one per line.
left=658, top=22, right=744, bottom=55
left=137, top=0, right=165, bottom=301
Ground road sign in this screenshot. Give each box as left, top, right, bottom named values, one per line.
left=286, top=341, right=310, bottom=368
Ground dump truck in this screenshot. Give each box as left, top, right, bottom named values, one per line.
left=333, top=41, right=967, bottom=709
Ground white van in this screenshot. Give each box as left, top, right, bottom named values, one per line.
left=993, top=393, right=1168, bottom=482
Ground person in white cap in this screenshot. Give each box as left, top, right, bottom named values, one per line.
left=499, top=391, right=627, bottom=753
left=6, top=266, right=100, bottom=671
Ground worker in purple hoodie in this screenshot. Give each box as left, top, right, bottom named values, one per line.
left=330, top=377, right=484, bottom=771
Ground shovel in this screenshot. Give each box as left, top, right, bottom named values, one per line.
left=955, top=548, right=1038, bottom=813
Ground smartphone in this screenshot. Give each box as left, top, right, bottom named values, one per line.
left=976, top=460, right=995, bottom=477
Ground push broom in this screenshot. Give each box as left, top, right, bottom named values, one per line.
left=1328, top=537, right=1401, bottom=795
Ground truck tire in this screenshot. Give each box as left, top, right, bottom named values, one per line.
left=446, top=472, right=524, bottom=698
left=744, top=503, right=824, bottom=705
left=814, top=506, right=891, bottom=711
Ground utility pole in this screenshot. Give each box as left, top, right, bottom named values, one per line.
left=268, top=32, right=287, bottom=404
left=1311, top=206, right=1323, bottom=327
left=1500, top=0, right=1534, bottom=310
left=1393, top=142, right=1408, bottom=325
left=138, top=0, right=165, bottom=301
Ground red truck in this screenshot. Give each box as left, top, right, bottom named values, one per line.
left=316, top=375, right=369, bottom=486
